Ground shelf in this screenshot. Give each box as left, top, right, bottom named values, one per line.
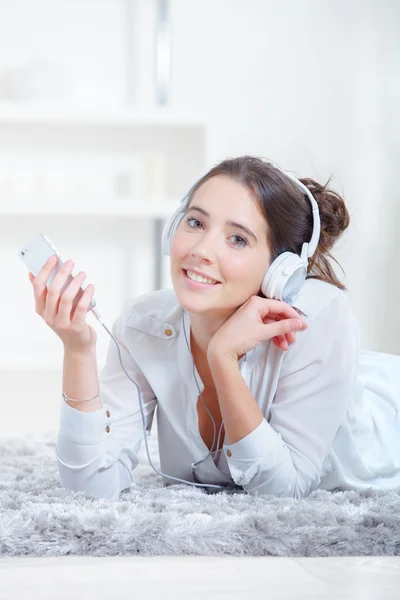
left=0, top=363, right=62, bottom=371
left=0, top=363, right=105, bottom=371
left=0, top=360, right=108, bottom=371
left=0, top=102, right=205, bottom=128
left=0, top=200, right=179, bottom=218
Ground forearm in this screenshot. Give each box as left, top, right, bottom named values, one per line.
left=208, top=353, right=264, bottom=445
left=62, top=347, right=102, bottom=412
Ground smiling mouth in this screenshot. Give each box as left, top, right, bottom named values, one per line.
left=182, top=269, right=221, bottom=286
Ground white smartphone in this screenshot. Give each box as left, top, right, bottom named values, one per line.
left=18, top=233, right=96, bottom=313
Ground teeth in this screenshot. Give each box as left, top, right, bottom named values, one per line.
left=186, top=270, right=218, bottom=285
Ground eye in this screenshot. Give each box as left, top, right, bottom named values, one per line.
left=185, top=216, right=248, bottom=248
left=230, top=234, right=248, bottom=248
left=186, top=217, right=203, bottom=229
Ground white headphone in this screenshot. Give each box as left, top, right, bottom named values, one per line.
left=161, top=163, right=321, bottom=304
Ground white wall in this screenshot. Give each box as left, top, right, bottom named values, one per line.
left=0, top=0, right=128, bottom=106
left=169, top=0, right=400, bottom=354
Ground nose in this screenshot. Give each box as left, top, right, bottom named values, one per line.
left=190, top=246, right=212, bottom=263
left=188, top=229, right=218, bottom=263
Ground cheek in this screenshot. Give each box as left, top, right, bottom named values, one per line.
left=170, top=232, right=189, bottom=264
left=229, top=256, right=267, bottom=288
left=225, top=255, right=255, bottom=278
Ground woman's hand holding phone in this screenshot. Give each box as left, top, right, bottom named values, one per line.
left=28, top=255, right=97, bottom=355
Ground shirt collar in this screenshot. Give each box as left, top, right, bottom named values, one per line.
left=177, top=308, right=258, bottom=389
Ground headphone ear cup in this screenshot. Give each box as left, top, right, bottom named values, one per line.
left=261, top=252, right=291, bottom=300
left=162, top=210, right=185, bottom=256
left=261, top=252, right=308, bottom=302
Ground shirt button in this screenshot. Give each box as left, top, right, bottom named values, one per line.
left=106, top=410, right=110, bottom=418
left=227, top=450, right=232, bottom=457
left=165, top=328, right=173, bottom=336
left=105, top=425, right=110, bottom=433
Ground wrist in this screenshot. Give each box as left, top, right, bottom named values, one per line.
left=63, top=346, right=97, bottom=361
left=207, top=346, right=238, bottom=370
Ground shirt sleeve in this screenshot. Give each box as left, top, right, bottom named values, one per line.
left=223, top=291, right=360, bottom=499
left=56, top=302, right=157, bottom=500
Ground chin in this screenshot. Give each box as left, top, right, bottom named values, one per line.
left=171, top=287, right=214, bottom=315
left=172, top=288, right=207, bottom=313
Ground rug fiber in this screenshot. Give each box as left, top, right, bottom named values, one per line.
left=1, top=432, right=400, bottom=557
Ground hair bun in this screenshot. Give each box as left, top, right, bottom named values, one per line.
left=300, top=177, right=350, bottom=252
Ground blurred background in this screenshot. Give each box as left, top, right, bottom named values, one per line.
left=1, top=0, right=399, bottom=438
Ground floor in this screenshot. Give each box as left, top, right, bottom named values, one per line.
left=0, top=556, right=399, bottom=599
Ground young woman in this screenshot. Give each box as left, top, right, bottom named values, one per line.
left=29, top=156, right=400, bottom=500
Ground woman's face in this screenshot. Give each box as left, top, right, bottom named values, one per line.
left=170, top=175, right=272, bottom=317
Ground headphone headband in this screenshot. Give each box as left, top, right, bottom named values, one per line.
left=282, top=171, right=321, bottom=258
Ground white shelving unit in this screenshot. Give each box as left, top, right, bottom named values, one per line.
left=0, top=0, right=208, bottom=435
left=0, top=102, right=206, bottom=373
left=0, top=102, right=205, bottom=128
left=1, top=200, right=180, bottom=218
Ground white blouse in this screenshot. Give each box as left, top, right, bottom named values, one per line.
left=56, top=278, right=400, bottom=500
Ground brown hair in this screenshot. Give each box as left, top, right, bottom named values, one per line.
left=185, top=155, right=350, bottom=292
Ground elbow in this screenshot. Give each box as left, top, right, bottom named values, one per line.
left=57, top=458, right=131, bottom=501
left=240, top=471, right=321, bottom=500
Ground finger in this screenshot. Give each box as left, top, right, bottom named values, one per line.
left=265, top=314, right=283, bottom=348
left=70, top=283, right=95, bottom=326
left=272, top=336, right=288, bottom=351
left=261, top=308, right=307, bottom=333
left=286, top=331, right=296, bottom=344
left=265, top=318, right=304, bottom=341
left=32, top=255, right=57, bottom=287
left=44, top=260, right=75, bottom=321
left=259, top=298, right=308, bottom=326
left=274, top=331, right=296, bottom=350
left=269, top=306, right=307, bottom=327
left=56, top=270, right=87, bottom=327
left=277, top=334, right=288, bottom=350
left=263, top=315, right=296, bottom=347
left=31, top=256, right=58, bottom=315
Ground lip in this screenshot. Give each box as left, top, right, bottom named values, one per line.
left=183, top=267, right=221, bottom=283
left=182, top=269, right=221, bottom=289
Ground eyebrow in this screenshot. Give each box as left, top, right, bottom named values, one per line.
left=186, top=205, right=258, bottom=243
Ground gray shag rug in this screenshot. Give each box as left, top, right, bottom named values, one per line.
left=1, top=431, right=400, bottom=557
